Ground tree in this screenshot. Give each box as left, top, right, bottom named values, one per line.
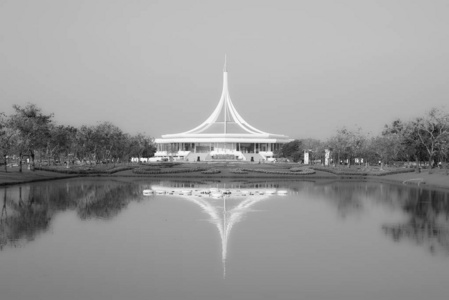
left=93, top=122, right=124, bottom=163
left=327, top=128, right=353, bottom=166
left=346, top=128, right=367, bottom=166
left=47, top=125, right=77, bottom=165
left=415, top=108, right=449, bottom=168
left=280, top=140, right=303, bottom=162
left=129, top=133, right=156, bottom=162
left=8, top=104, right=53, bottom=171
left=402, top=121, right=428, bottom=167
left=369, top=135, right=399, bottom=170
left=0, top=113, right=17, bottom=172
left=75, top=125, right=97, bottom=164
left=301, top=138, right=324, bottom=164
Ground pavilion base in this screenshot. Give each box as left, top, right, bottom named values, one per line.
left=155, top=151, right=271, bottom=163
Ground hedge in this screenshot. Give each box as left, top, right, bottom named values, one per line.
left=230, top=168, right=248, bottom=174
left=309, top=166, right=415, bottom=176
left=201, top=169, right=221, bottom=174
left=241, top=168, right=316, bottom=175
left=35, top=166, right=135, bottom=174
left=132, top=167, right=207, bottom=175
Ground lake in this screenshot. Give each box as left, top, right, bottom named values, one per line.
left=1, top=178, right=448, bottom=300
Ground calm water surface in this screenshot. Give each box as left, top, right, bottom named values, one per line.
left=1, top=178, right=448, bottom=300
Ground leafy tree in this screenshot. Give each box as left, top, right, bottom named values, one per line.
left=368, top=135, right=399, bottom=170
left=93, top=122, right=124, bottom=163
left=326, top=128, right=371, bottom=167
left=8, top=104, right=53, bottom=171
left=327, top=128, right=353, bottom=166
left=301, top=138, right=324, bottom=164
left=280, top=140, right=303, bottom=162
left=0, top=113, right=17, bottom=172
left=75, top=125, right=97, bottom=164
left=46, top=125, right=77, bottom=165
left=348, top=128, right=367, bottom=166
left=129, top=133, right=156, bottom=162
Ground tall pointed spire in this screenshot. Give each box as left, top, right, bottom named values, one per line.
left=161, top=57, right=290, bottom=139
left=223, top=54, right=227, bottom=72
left=173, top=56, right=270, bottom=136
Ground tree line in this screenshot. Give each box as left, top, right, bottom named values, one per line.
left=0, top=104, right=155, bottom=172
left=2, top=103, right=448, bottom=172
left=278, top=107, right=449, bottom=168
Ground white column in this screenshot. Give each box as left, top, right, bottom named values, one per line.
left=325, top=149, right=330, bottom=166
left=304, top=150, right=309, bottom=165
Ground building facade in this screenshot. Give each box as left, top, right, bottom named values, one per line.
left=154, top=60, right=292, bottom=161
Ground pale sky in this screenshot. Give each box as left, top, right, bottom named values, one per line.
left=1, top=0, right=448, bottom=140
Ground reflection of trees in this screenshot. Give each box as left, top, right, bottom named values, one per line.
left=299, top=181, right=366, bottom=218
left=383, top=188, right=449, bottom=255
left=2, top=178, right=449, bottom=258
left=0, top=180, right=143, bottom=250
left=283, top=180, right=449, bottom=255
left=1, top=186, right=52, bottom=250
left=77, top=184, right=142, bottom=220
left=324, top=184, right=364, bottom=217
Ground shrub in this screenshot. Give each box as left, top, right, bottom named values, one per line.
left=290, top=167, right=310, bottom=172
left=241, top=168, right=315, bottom=175
left=309, top=166, right=367, bottom=176
left=132, top=167, right=206, bottom=175
left=309, top=166, right=415, bottom=176
left=375, top=168, right=415, bottom=176
left=138, top=167, right=161, bottom=172
left=201, top=169, right=221, bottom=174
left=230, top=168, right=248, bottom=174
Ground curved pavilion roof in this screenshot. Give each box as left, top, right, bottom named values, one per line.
left=156, top=59, right=291, bottom=144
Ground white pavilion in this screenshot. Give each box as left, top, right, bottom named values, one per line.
left=154, top=58, right=292, bottom=161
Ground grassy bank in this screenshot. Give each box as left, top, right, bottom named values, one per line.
left=0, top=167, right=76, bottom=186
left=1, top=162, right=448, bottom=190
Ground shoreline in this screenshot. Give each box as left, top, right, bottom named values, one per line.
left=1, top=167, right=448, bottom=190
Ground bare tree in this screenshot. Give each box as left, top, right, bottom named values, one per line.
left=415, top=108, right=449, bottom=168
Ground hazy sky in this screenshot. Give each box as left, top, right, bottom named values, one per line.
left=1, top=0, right=448, bottom=140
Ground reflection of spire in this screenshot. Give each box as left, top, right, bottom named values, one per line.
left=219, top=195, right=272, bottom=277
left=151, top=186, right=273, bottom=278
left=169, top=191, right=271, bottom=277
left=222, top=196, right=227, bottom=277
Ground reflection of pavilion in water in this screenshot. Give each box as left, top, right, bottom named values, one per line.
left=148, top=183, right=283, bottom=277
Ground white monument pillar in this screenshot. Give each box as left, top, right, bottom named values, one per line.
left=325, top=149, right=330, bottom=166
